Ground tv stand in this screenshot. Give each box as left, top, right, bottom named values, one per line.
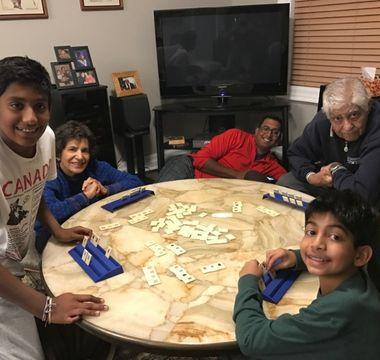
left=215, top=94, right=231, bottom=106
left=183, top=97, right=266, bottom=111
left=153, top=98, right=289, bottom=170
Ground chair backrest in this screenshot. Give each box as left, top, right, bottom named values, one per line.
left=317, top=84, right=326, bottom=112
left=110, top=94, right=150, bottom=134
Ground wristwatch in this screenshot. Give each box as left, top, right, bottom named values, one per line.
left=330, top=163, right=345, bottom=176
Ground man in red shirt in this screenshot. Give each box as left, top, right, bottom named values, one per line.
left=158, top=116, right=286, bottom=183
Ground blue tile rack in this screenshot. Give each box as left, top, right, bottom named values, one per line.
left=262, top=268, right=301, bottom=304
left=263, top=189, right=309, bottom=210
left=101, top=188, right=155, bottom=213
left=69, top=241, right=123, bottom=283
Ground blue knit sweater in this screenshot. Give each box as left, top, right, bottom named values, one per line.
left=35, top=160, right=143, bottom=252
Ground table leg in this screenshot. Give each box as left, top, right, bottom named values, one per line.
left=154, top=110, right=165, bottom=170
left=106, top=343, right=116, bottom=360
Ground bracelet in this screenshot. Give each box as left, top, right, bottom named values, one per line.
left=305, top=172, right=316, bottom=183
left=41, top=296, right=56, bottom=327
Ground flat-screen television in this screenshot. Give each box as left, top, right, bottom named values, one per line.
left=154, top=4, right=289, bottom=100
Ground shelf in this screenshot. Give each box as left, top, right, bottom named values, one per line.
left=163, top=138, right=212, bottom=151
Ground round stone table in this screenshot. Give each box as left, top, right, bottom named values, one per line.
left=42, top=179, right=319, bottom=353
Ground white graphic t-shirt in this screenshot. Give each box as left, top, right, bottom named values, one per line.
left=0, top=126, right=56, bottom=275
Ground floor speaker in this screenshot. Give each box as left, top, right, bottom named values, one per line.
left=110, top=94, right=150, bottom=134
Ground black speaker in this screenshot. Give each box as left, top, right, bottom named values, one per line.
left=110, top=94, right=150, bottom=134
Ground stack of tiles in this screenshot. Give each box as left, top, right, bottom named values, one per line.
left=149, top=202, right=236, bottom=245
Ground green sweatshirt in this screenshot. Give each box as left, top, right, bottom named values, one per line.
left=233, top=265, right=380, bottom=359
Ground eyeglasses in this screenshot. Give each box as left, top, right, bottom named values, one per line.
left=259, top=125, right=281, bottom=138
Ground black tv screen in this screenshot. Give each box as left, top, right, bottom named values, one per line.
left=154, top=4, right=289, bottom=99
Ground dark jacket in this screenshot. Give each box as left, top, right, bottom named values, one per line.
left=288, top=101, right=380, bottom=205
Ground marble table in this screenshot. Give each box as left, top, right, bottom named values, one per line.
left=42, top=179, right=319, bottom=353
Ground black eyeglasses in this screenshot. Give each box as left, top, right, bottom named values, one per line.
left=259, top=125, right=281, bottom=138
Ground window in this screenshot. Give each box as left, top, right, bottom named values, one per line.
left=291, top=0, right=380, bottom=88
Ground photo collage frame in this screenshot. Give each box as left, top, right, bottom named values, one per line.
left=51, top=45, right=99, bottom=89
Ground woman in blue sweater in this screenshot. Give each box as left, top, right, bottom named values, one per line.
left=35, top=120, right=143, bottom=252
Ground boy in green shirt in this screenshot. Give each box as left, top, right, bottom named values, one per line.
left=233, top=190, right=380, bottom=359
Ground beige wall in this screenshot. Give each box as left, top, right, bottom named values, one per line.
left=1, top=0, right=314, bottom=167
left=0, top=0, right=233, bottom=162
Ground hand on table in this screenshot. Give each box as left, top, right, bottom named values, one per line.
left=243, top=170, right=273, bottom=183
left=52, top=293, right=108, bottom=324
left=265, top=248, right=296, bottom=271
left=53, top=226, right=92, bottom=244
left=235, top=170, right=249, bottom=180
left=82, top=177, right=108, bottom=199
left=307, top=167, right=333, bottom=187
left=239, top=259, right=263, bottom=278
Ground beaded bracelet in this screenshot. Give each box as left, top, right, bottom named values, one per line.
left=41, top=296, right=56, bottom=327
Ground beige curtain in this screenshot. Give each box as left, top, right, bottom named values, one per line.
left=291, top=0, right=380, bottom=88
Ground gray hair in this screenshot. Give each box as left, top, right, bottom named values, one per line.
left=322, top=78, right=371, bottom=119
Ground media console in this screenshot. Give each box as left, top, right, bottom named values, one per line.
left=153, top=98, right=289, bottom=171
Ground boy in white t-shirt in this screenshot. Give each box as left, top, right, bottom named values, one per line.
left=0, top=56, right=108, bottom=359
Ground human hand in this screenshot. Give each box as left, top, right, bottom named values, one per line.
left=82, top=178, right=108, bottom=199
left=51, top=293, right=108, bottom=324
left=307, top=168, right=332, bottom=187
left=239, top=259, right=263, bottom=278
left=82, top=177, right=95, bottom=191
left=54, top=226, right=92, bottom=243
left=236, top=170, right=249, bottom=180
left=243, top=170, right=270, bottom=182
left=265, top=248, right=296, bottom=270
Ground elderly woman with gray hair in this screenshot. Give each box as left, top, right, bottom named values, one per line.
left=278, top=77, right=380, bottom=207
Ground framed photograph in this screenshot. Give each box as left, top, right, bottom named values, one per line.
left=80, top=0, right=123, bottom=11
left=51, top=62, right=76, bottom=89
left=0, top=0, right=48, bottom=20
left=112, top=71, right=144, bottom=97
left=54, top=46, right=72, bottom=62
left=75, top=69, right=99, bottom=87
left=71, top=46, right=93, bottom=70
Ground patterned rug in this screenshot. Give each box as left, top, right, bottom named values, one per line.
left=114, top=349, right=245, bottom=360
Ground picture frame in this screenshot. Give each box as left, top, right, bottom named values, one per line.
left=51, top=62, right=76, bottom=89
left=71, top=46, right=93, bottom=70
left=54, top=46, right=72, bottom=62
left=75, top=69, right=99, bottom=87
left=0, top=0, right=48, bottom=20
left=112, top=71, right=144, bottom=97
left=80, top=0, right=123, bottom=11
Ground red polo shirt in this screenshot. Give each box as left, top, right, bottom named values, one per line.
left=190, top=129, right=286, bottom=180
